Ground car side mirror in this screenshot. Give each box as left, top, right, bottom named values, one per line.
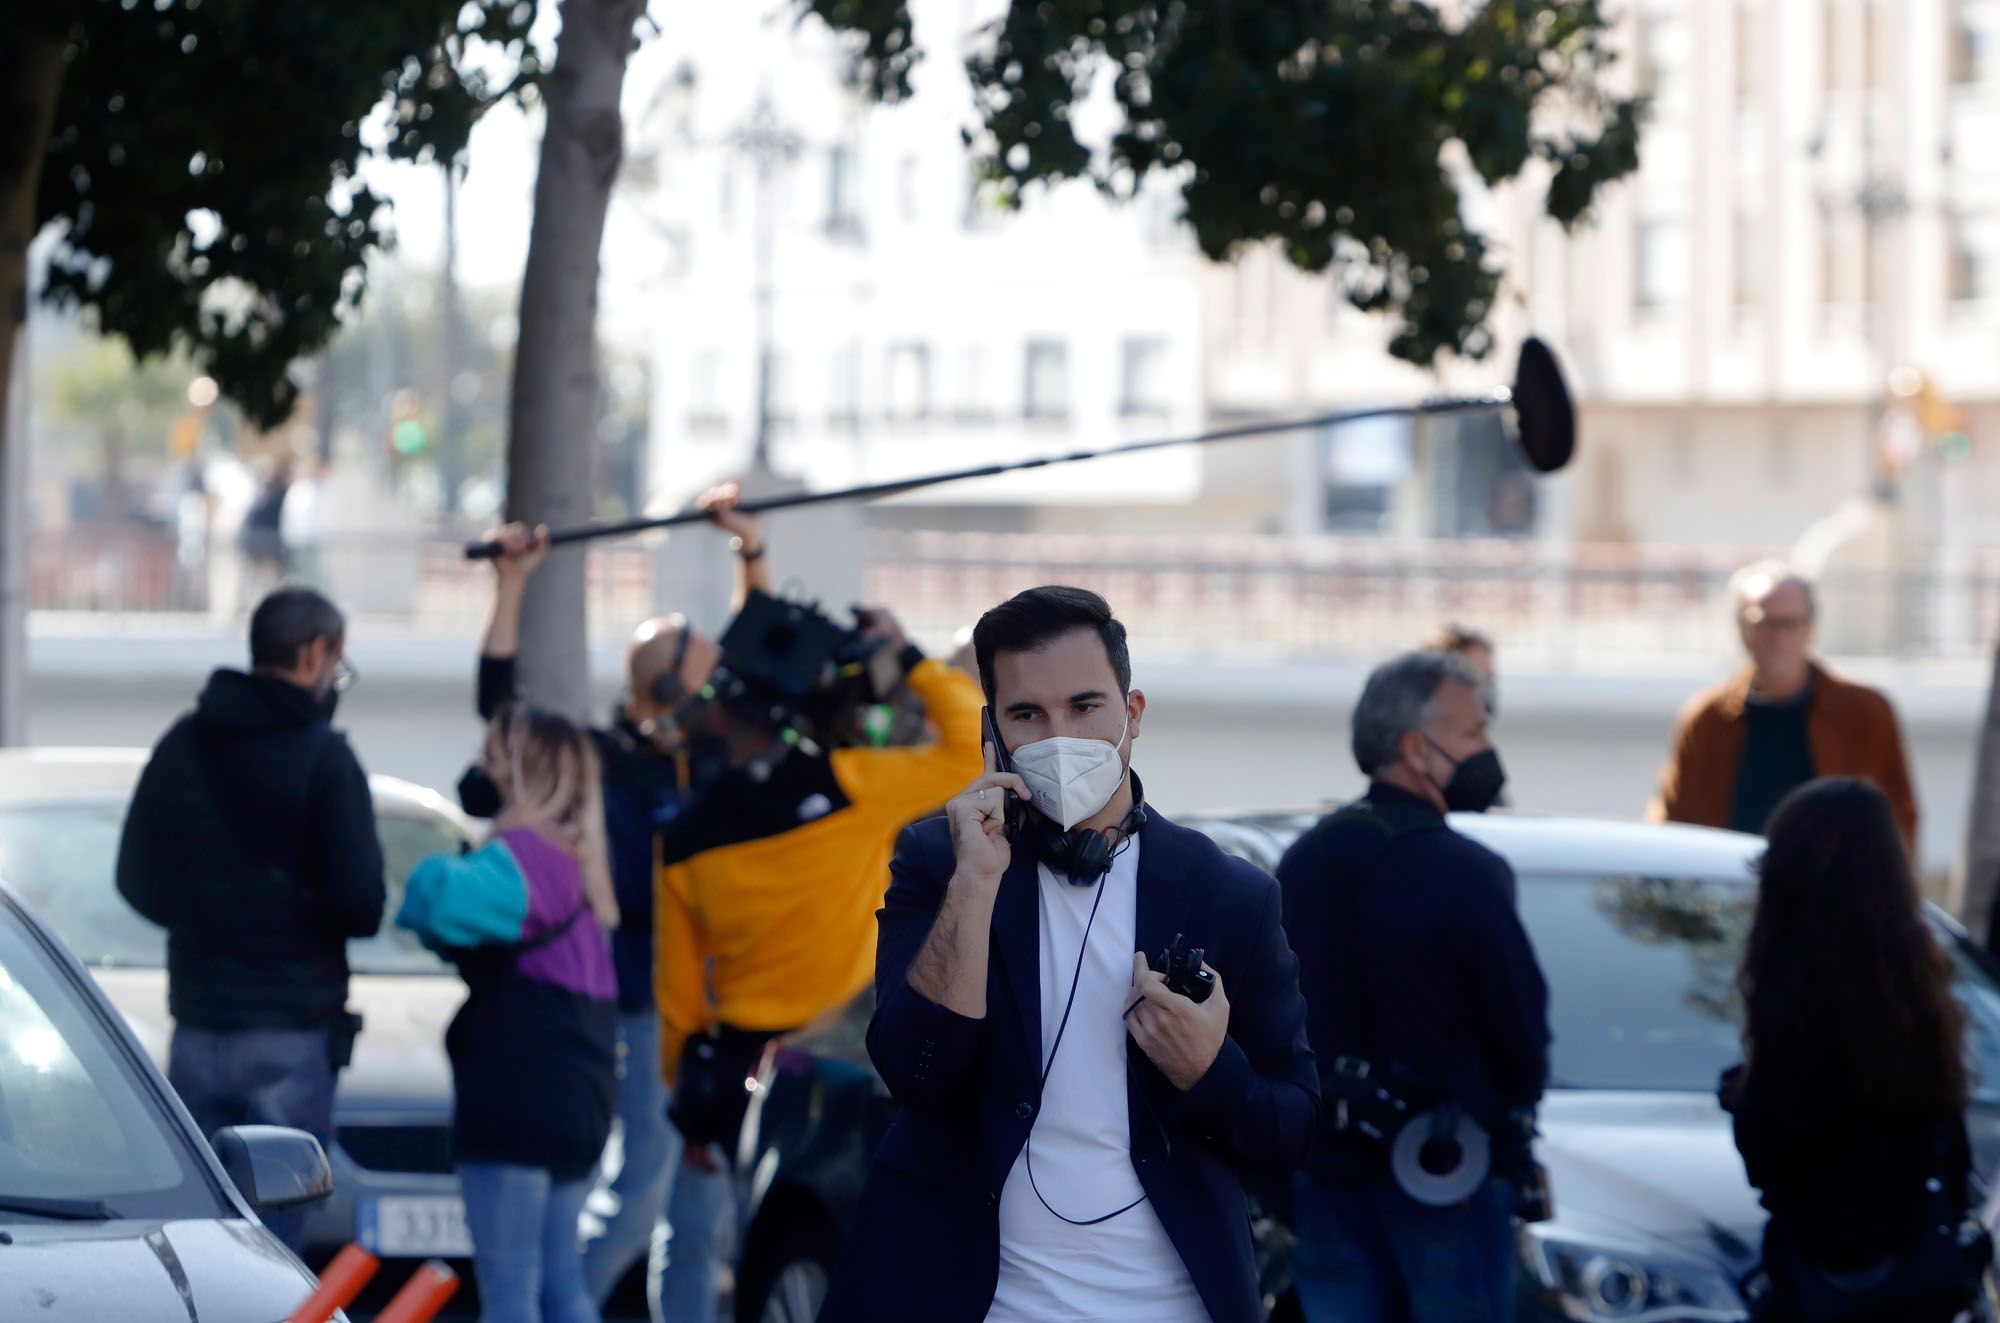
left=211, top=1125, right=334, bottom=1212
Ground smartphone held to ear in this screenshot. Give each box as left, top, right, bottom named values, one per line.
left=981, top=707, right=1025, bottom=841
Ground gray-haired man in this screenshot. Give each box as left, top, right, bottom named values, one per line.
left=1275, top=651, right=1549, bottom=1323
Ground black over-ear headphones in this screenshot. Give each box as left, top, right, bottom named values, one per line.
left=1023, top=779, right=1147, bottom=885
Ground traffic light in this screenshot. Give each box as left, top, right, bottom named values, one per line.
left=1885, top=367, right=1973, bottom=468
left=392, top=419, right=429, bottom=455
left=388, top=389, right=429, bottom=456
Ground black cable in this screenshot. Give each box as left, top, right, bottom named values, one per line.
left=1023, top=838, right=1149, bottom=1228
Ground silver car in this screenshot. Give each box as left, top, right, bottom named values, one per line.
left=0, top=747, right=476, bottom=1274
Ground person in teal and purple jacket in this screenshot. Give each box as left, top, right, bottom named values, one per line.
left=400, top=704, right=620, bottom=1323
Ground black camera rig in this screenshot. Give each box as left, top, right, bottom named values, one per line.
left=691, top=589, right=905, bottom=761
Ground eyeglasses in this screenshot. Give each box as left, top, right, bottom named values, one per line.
left=332, top=657, right=359, bottom=693
left=1745, top=613, right=1811, bottom=635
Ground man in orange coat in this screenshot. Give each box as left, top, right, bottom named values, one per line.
left=1649, top=561, right=1917, bottom=850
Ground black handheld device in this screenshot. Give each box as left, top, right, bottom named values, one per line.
left=1155, top=932, right=1216, bottom=1004
left=980, top=706, right=1026, bottom=841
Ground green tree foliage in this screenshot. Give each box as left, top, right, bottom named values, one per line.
left=806, top=0, right=1643, bottom=365
left=19, top=0, right=546, bottom=430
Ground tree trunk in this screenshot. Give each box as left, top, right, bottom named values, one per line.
left=1964, top=649, right=2000, bottom=949
left=503, top=0, right=644, bottom=720
left=0, top=22, right=72, bottom=746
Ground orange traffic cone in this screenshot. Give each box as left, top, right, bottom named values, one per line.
left=286, top=1243, right=380, bottom=1323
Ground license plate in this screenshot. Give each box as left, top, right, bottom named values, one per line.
left=357, top=1196, right=473, bottom=1258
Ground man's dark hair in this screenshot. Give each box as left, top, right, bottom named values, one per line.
left=971, top=586, right=1130, bottom=703
left=249, top=587, right=345, bottom=671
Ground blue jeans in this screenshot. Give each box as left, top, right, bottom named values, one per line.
left=580, top=1011, right=679, bottom=1308
left=168, top=1024, right=336, bottom=1252
left=652, top=1136, right=737, bottom=1323
left=1291, top=1174, right=1518, bottom=1323
left=459, top=1162, right=600, bottom=1323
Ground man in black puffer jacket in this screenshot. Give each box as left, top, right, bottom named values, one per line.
left=117, top=586, right=384, bottom=1248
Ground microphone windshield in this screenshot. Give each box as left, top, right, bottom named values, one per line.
left=1509, top=336, right=1576, bottom=474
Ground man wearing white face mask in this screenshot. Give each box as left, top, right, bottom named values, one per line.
left=821, top=585, right=1319, bottom=1323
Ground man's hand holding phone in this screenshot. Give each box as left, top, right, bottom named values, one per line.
left=946, top=734, right=1028, bottom=890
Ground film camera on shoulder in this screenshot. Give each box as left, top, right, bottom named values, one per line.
left=660, top=589, right=914, bottom=775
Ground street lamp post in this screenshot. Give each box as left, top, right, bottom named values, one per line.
left=729, top=91, right=805, bottom=473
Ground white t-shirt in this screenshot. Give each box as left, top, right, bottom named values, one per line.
left=984, top=839, right=1211, bottom=1323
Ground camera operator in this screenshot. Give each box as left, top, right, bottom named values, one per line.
left=1276, top=650, right=1549, bottom=1323
left=820, top=585, right=1318, bottom=1323
left=650, top=587, right=984, bottom=1321
left=467, top=482, right=762, bottom=1313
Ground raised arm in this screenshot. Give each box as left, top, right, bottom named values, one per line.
left=867, top=754, right=1027, bottom=1111
left=697, top=481, right=770, bottom=609
left=830, top=620, right=986, bottom=829
left=475, top=523, right=548, bottom=719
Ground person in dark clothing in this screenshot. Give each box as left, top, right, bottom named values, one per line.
left=1723, top=777, right=1983, bottom=1323
left=400, top=704, right=621, bottom=1323
left=1277, top=649, right=1549, bottom=1323
left=821, top=586, right=1317, bottom=1323
left=467, top=488, right=757, bottom=1315
left=238, top=454, right=294, bottom=590
left=117, top=586, right=384, bottom=1250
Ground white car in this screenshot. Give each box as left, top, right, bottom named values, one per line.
left=0, top=747, right=480, bottom=1284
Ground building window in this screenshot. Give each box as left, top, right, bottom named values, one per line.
left=1951, top=213, right=2000, bottom=303
left=1024, top=341, right=1070, bottom=422
left=1633, top=217, right=1689, bottom=316
left=688, top=347, right=725, bottom=432
left=828, top=343, right=861, bottom=426
left=885, top=343, right=930, bottom=423
left=1119, top=338, right=1172, bottom=418
left=1953, top=0, right=2000, bottom=84
left=825, top=144, right=863, bottom=240
left=950, top=345, right=996, bottom=423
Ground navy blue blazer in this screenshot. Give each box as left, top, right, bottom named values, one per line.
left=819, top=807, right=1319, bottom=1323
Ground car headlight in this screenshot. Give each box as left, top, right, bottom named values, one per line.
left=1523, top=1224, right=1747, bottom=1322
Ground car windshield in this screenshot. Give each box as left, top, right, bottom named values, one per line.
left=0, top=802, right=456, bottom=976
left=0, top=901, right=225, bottom=1218
left=1522, top=873, right=1753, bottom=1092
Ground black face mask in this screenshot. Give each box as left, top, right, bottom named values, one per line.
left=1426, top=739, right=1508, bottom=815
left=457, top=764, right=502, bottom=819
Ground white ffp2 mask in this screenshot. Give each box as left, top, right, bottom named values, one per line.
left=1009, top=712, right=1130, bottom=831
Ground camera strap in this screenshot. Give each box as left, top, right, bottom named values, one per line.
left=1321, top=799, right=1446, bottom=1135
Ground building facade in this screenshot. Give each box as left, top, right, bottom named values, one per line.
left=640, top=0, right=2000, bottom=553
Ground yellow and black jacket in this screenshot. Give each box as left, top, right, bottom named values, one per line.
left=654, top=658, right=983, bottom=1082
